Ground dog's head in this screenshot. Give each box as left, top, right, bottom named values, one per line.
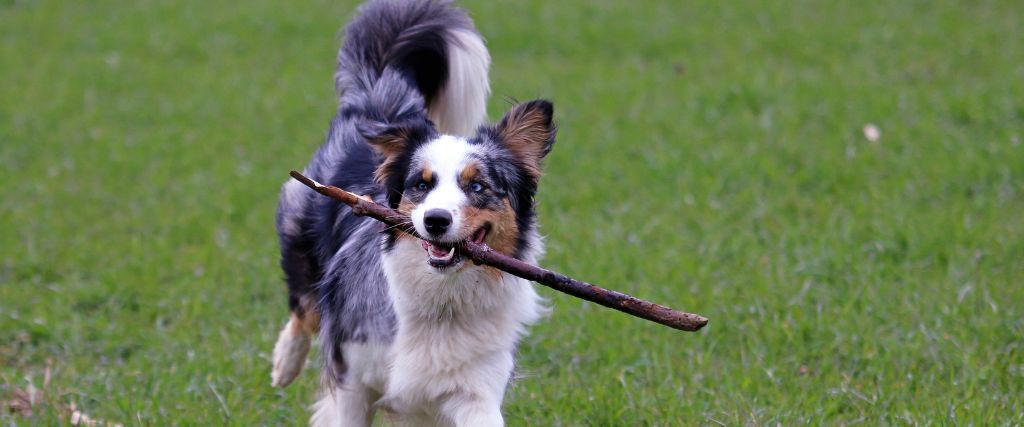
left=362, top=100, right=556, bottom=271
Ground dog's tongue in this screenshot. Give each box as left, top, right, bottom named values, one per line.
left=429, top=244, right=450, bottom=257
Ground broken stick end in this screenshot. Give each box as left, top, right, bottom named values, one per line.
left=289, top=170, right=309, bottom=185
left=694, top=317, right=709, bottom=330
left=289, top=170, right=320, bottom=188
left=670, top=313, right=708, bottom=332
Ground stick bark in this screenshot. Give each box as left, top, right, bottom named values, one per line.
left=289, top=170, right=708, bottom=332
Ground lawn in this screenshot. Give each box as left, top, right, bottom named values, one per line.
left=2, top=0, right=1023, bottom=424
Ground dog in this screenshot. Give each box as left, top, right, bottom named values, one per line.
left=270, top=0, right=557, bottom=425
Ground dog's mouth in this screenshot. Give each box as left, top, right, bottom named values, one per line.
left=420, top=225, right=489, bottom=270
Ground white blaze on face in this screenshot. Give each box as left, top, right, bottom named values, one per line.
left=411, top=135, right=478, bottom=242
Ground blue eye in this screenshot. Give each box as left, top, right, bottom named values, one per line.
left=469, top=182, right=485, bottom=193
left=416, top=181, right=429, bottom=191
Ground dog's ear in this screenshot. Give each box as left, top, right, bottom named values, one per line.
left=360, top=121, right=407, bottom=158
left=358, top=121, right=422, bottom=185
left=494, top=100, right=557, bottom=181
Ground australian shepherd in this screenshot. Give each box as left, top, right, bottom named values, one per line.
left=269, top=0, right=556, bottom=425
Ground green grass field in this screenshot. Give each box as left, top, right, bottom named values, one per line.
left=2, top=0, right=1023, bottom=424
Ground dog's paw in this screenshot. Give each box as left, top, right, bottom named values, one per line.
left=271, top=319, right=311, bottom=388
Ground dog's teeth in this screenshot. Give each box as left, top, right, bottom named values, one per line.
left=426, top=243, right=456, bottom=262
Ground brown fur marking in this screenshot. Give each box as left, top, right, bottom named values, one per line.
left=368, top=129, right=411, bottom=184
left=294, top=296, right=320, bottom=334
left=460, top=197, right=519, bottom=257
left=459, top=162, right=480, bottom=185
left=397, top=199, right=417, bottom=217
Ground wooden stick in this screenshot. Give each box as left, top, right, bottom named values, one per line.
left=290, top=170, right=709, bottom=332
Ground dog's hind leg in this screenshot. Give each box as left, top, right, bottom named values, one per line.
left=272, top=178, right=322, bottom=387
left=271, top=307, right=319, bottom=387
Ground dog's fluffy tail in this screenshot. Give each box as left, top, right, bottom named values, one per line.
left=335, top=0, right=490, bottom=136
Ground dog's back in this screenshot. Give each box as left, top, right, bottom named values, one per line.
left=271, top=0, right=491, bottom=390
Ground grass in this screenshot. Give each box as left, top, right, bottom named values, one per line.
left=2, top=0, right=1022, bottom=424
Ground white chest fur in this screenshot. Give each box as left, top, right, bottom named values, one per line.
left=378, top=237, right=544, bottom=419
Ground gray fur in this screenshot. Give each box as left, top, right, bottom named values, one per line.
left=276, top=0, right=484, bottom=383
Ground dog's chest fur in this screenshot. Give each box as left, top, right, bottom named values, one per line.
left=372, top=237, right=543, bottom=414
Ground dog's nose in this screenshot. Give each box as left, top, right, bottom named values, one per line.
left=423, top=209, right=452, bottom=236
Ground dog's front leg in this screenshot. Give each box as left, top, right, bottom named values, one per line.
left=310, top=384, right=378, bottom=427
left=439, top=395, right=504, bottom=427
